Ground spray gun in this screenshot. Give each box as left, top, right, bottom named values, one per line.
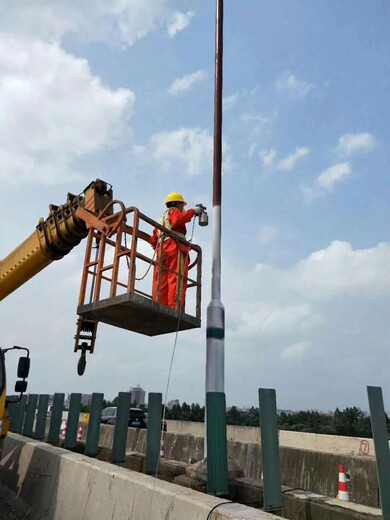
left=196, top=204, right=208, bottom=227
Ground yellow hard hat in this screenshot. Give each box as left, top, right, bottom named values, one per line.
left=164, top=192, right=187, bottom=205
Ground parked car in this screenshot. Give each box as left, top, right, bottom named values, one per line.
left=101, top=407, right=167, bottom=430
left=144, top=412, right=167, bottom=431
left=101, top=406, right=117, bottom=424
left=102, top=407, right=147, bottom=428
left=127, top=408, right=147, bottom=428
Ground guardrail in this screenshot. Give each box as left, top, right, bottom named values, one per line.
left=6, top=391, right=163, bottom=470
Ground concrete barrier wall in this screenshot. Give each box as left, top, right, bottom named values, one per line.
left=95, top=425, right=378, bottom=507
left=0, top=433, right=278, bottom=520
left=163, top=433, right=378, bottom=507
left=166, top=420, right=375, bottom=457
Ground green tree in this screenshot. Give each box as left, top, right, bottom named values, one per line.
left=246, top=406, right=259, bottom=427
left=334, top=407, right=372, bottom=437
left=190, top=403, right=204, bottom=422
left=168, top=403, right=182, bottom=420
left=226, top=406, right=242, bottom=425
left=181, top=402, right=191, bottom=421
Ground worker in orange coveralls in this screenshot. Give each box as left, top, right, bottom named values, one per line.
left=151, top=192, right=202, bottom=310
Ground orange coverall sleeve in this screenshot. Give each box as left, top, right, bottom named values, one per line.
left=150, top=228, right=158, bottom=249
left=169, top=208, right=196, bottom=229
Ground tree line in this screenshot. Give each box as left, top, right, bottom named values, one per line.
left=165, top=403, right=390, bottom=438
left=98, top=399, right=389, bottom=438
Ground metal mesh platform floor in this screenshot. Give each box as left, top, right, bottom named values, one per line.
left=77, top=292, right=201, bottom=336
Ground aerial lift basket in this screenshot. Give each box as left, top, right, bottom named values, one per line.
left=74, top=203, right=202, bottom=372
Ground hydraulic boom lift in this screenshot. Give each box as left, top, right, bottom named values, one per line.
left=1, top=180, right=202, bottom=376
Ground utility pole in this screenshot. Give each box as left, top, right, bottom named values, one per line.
left=205, top=0, right=228, bottom=496
left=206, top=0, right=224, bottom=403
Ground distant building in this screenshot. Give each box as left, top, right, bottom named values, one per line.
left=65, top=393, right=93, bottom=408
left=129, top=385, right=145, bottom=406
left=167, top=399, right=180, bottom=410
left=81, top=394, right=93, bottom=406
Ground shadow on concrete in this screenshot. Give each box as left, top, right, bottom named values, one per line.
left=0, top=436, right=60, bottom=519
left=0, top=443, right=23, bottom=494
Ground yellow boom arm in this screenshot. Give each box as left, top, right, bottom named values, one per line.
left=0, top=180, right=113, bottom=301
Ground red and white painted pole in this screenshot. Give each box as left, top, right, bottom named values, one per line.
left=205, top=2, right=229, bottom=496
left=206, top=0, right=224, bottom=402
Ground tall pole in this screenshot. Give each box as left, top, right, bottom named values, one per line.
left=206, top=0, right=224, bottom=401
left=205, top=1, right=228, bottom=495
left=205, top=0, right=224, bottom=450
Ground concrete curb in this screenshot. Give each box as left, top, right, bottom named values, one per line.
left=0, top=434, right=279, bottom=520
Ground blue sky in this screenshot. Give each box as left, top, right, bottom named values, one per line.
left=1, top=1, right=390, bottom=412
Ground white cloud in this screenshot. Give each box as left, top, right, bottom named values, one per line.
left=281, top=341, right=311, bottom=361
left=248, top=143, right=258, bottom=158
left=316, top=162, right=351, bottom=189
left=132, top=127, right=214, bottom=177
left=258, top=225, right=278, bottom=245
left=335, top=133, right=377, bottom=158
left=288, top=240, right=390, bottom=299
left=235, top=303, right=319, bottom=339
left=0, top=149, right=81, bottom=187
left=278, top=147, right=310, bottom=171
left=0, top=0, right=171, bottom=47
left=167, top=10, right=195, bottom=38
left=168, top=70, right=208, bottom=96
left=223, top=86, right=260, bottom=113
left=229, top=240, right=390, bottom=340
left=303, top=162, right=352, bottom=202
left=222, top=239, right=390, bottom=406
left=241, top=113, right=268, bottom=125
left=0, top=38, right=134, bottom=185
left=301, top=185, right=317, bottom=204
left=259, top=146, right=309, bottom=171
left=260, top=149, right=277, bottom=167
left=223, top=93, right=239, bottom=112
left=276, top=72, right=315, bottom=98
left=241, top=110, right=273, bottom=149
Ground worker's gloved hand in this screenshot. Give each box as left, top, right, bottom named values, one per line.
left=194, top=207, right=203, bottom=216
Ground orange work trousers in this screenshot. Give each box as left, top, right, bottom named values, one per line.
left=152, top=247, right=189, bottom=310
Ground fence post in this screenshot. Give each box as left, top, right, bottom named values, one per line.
left=8, top=395, right=27, bottom=434
left=145, top=393, right=162, bottom=474
left=84, top=393, right=104, bottom=457
left=367, top=386, right=390, bottom=518
left=47, top=393, right=65, bottom=444
left=259, top=388, right=283, bottom=512
left=35, top=394, right=49, bottom=440
left=112, top=392, right=131, bottom=464
left=206, top=392, right=228, bottom=496
left=64, top=393, right=81, bottom=450
left=22, top=394, right=38, bottom=437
